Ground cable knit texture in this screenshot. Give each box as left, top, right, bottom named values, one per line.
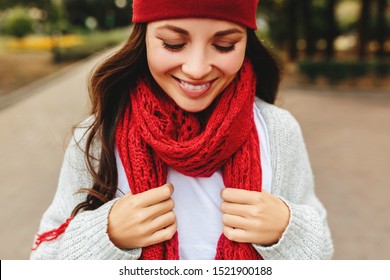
left=116, top=59, right=262, bottom=260
left=30, top=99, right=334, bottom=260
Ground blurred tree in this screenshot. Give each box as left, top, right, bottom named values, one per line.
left=358, top=0, right=371, bottom=58
left=3, top=6, right=35, bottom=38
left=301, top=0, right=315, bottom=57
left=258, top=0, right=287, bottom=47
left=259, top=0, right=332, bottom=60
left=0, top=0, right=47, bottom=9
left=325, top=0, right=338, bottom=59
left=258, top=0, right=300, bottom=60
left=0, top=1, right=70, bottom=35
left=375, top=0, right=388, bottom=57
left=287, top=0, right=298, bottom=60
left=63, top=0, right=132, bottom=30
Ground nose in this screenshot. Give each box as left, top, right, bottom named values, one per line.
left=181, top=48, right=212, bottom=80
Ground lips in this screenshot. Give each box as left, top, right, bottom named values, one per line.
left=173, top=76, right=216, bottom=98
left=179, top=80, right=211, bottom=91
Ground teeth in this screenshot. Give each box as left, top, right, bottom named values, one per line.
left=180, top=80, right=210, bottom=91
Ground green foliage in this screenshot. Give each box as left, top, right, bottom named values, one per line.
left=52, top=27, right=129, bottom=62
left=298, top=60, right=387, bottom=84
left=63, top=0, right=132, bottom=30
left=373, top=61, right=390, bottom=77
left=2, top=6, right=35, bottom=38
left=259, top=0, right=330, bottom=48
left=299, top=60, right=351, bottom=84
left=0, top=0, right=46, bottom=10
left=336, top=0, right=361, bottom=33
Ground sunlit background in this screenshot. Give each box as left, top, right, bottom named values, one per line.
left=0, top=0, right=389, bottom=260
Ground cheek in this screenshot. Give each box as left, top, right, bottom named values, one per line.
left=147, top=43, right=179, bottom=76
left=214, top=43, right=247, bottom=78
left=215, top=54, right=246, bottom=78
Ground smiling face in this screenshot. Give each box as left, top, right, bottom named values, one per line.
left=145, top=18, right=247, bottom=112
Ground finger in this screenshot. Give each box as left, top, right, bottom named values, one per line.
left=144, top=198, right=175, bottom=221
left=221, top=188, right=263, bottom=205
left=223, top=225, right=248, bottom=243
left=146, top=219, right=177, bottom=246
left=222, top=213, right=249, bottom=230
left=132, top=183, right=174, bottom=207
left=220, top=201, right=252, bottom=217
left=148, top=211, right=176, bottom=233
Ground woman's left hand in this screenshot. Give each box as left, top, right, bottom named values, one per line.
left=220, top=188, right=290, bottom=245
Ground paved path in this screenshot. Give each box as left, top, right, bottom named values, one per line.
left=277, top=86, right=390, bottom=259
left=0, top=52, right=100, bottom=259
left=0, top=52, right=389, bottom=259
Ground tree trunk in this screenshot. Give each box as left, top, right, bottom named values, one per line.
left=375, top=0, right=388, bottom=57
left=301, top=0, right=315, bottom=57
left=358, top=0, right=371, bottom=59
left=325, top=0, right=337, bottom=59
left=287, top=0, right=298, bottom=61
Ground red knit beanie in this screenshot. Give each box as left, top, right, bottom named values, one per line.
left=132, top=0, right=259, bottom=30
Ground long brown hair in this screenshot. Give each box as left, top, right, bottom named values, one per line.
left=71, top=24, right=281, bottom=216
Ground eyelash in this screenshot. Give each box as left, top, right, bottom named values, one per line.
left=162, top=42, right=235, bottom=53
left=214, top=44, right=235, bottom=53
left=162, top=42, right=186, bottom=52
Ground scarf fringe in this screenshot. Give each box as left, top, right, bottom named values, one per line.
left=31, top=217, right=73, bottom=250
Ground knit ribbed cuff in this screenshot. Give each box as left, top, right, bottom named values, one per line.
left=57, top=199, right=141, bottom=259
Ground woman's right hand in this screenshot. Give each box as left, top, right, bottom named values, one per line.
left=107, top=183, right=177, bottom=249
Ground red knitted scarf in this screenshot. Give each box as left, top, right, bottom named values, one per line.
left=115, top=59, right=263, bottom=260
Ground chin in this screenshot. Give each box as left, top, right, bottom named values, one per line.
left=176, top=100, right=210, bottom=113
left=179, top=105, right=207, bottom=113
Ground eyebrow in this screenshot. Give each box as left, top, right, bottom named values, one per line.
left=157, top=25, right=189, bottom=35
left=214, top=28, right=245, bottom=37
left=156, top=25, right=244, bottom=37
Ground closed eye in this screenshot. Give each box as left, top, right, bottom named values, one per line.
left=162, top=42, right=186, bottom=52
left=213, top=44, right=235, bottom=53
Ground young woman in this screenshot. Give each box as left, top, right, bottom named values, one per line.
left=30, top=0, right=333, bottom=260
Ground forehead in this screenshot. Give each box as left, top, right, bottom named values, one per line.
left=147, top=18, right=246, bottom=34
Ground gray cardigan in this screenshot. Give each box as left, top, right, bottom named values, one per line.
left=30, top=99, right=334, bottom=259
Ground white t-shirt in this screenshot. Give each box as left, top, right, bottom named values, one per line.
left=115, top=104, right=272, bottom=259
